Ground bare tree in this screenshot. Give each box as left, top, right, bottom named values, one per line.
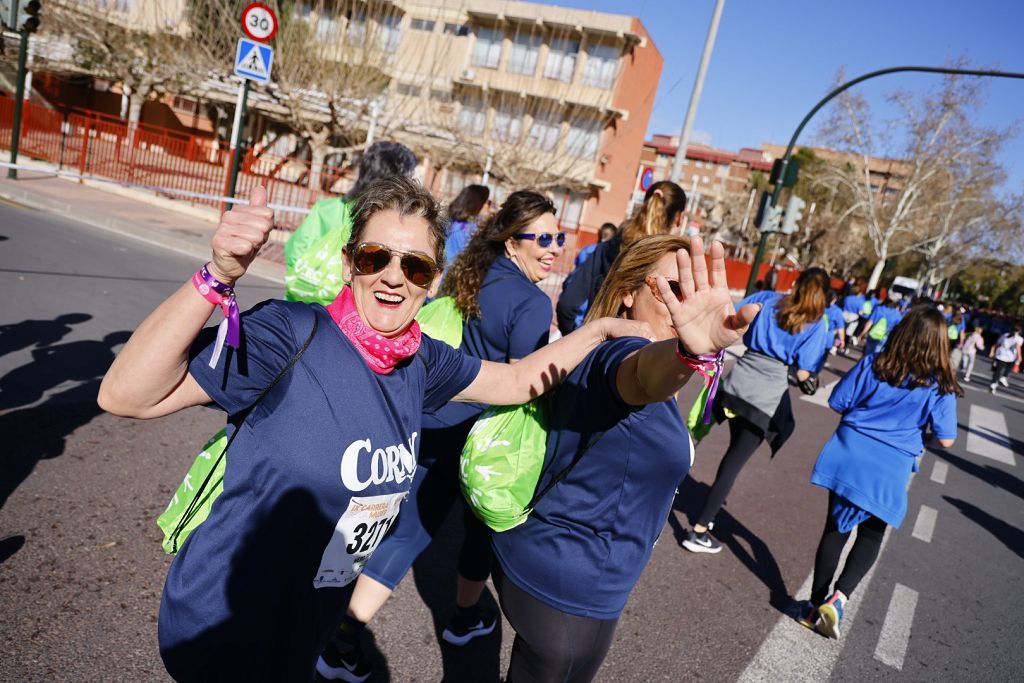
left=815, top=70, right=1016, bottom=289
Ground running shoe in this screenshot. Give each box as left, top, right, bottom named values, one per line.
left=316, top=637, right=372, bottom=683
left=441, top=607, right=498, bottom=646
left=990, top=383, right=998, bottom=394
left=796, top=601, right=819, bottom=630
left=816, top=591, right=846, bottom=640
left=1000, top=376, right=1010, bottom=387
left=681, top=527, right=722, bottom=554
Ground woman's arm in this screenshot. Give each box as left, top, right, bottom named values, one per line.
left=455, top=317, right=652, bottom=405
left=615, top=238, right=758, bottom=405
left=98, top=187, right=275, bottom=418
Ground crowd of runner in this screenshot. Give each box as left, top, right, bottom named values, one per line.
left=98, top=141, right=1021, bottom=682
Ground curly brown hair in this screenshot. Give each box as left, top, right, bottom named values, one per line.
left=873, top=305, right=963, bottom=396
left=775, top=267, right=828, bottom=334
left=440, top=190, right=556, bottom=318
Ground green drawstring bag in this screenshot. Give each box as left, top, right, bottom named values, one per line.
left=157, top=429, right=228, bottom=554
left=868, top=316, right=888, bottom=341
left=285, top=225, right=350, bottom=305
left=415, top=296, right=464, bottom=349
left=686, top=370, right=717, bottom=442
left=155, top=313, right=320, bottom=554
left=460, top=401, right=550, bottom=532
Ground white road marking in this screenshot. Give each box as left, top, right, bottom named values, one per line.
left=911, top=505, right=937, bottom=543
left=737, top=526, right=892, bottom=682
left=966, top=405, right=1017, bottom=466
left=960, top=382, right=1024, bottom=406
left=874, top=583, right=919, bottom=670
left=801, top=379, right=839, bottom=407
left=930, top=461, right=949, bottom=485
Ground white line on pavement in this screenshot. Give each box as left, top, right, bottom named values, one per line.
left=960, top=382, right=1024, bottom=405
left=737, top=527, right=893, bottom=682
left=966, top=405, right=1017, bottom=466
left=801, top=379, right=839, bottom=407
left=930, top=461, right=949, bottom=485
left=874, top=583, right=919, bottom=670
left=911, top=505, right=937, bottom=543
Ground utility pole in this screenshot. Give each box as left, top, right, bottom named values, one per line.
left=4, top=0, right=42, bottom=180
left=224, top=78, right=251, bottom=208
left=669, top=0, right=725, bottom=184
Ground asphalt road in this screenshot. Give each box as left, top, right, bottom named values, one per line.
left=1, top=202, right=1021, bottom=682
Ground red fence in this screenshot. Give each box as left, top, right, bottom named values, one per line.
left=0, top=97, right=351, bottom=232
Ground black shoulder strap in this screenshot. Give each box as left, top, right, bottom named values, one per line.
left=526, top=427, right=608, bottom=511
left=170, top=309, right=320, bottom=552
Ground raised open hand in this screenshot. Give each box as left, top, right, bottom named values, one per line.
left=209, top=185, right=274, bottom=285
left=653, top=236, right=760, bottom=356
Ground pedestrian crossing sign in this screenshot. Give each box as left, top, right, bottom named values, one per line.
left=234, top=37, right=273, bottom=84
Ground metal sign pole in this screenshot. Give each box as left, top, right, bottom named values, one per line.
left=7, top=28, right=30, bottom=180
left=224, top=79, right=251, bottom=206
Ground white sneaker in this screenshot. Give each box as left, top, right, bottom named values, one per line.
left=990, top=383, right=998, bottom=394
left=1000, top=376, right=1010, bottom=387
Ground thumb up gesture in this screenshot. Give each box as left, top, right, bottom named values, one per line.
left=209, top=186, right=274, bottom=286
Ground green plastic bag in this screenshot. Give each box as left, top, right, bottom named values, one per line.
left=868, top=316, right=888, bottom=341
left=459, top=400, right=549, bottom=532
left=285, top=226, right=350, bottom=305
left=157, top=428, right=227, bottom=554
left=686, top=370, right=717, bottom=442
left=415, top=296, right=464, bottom=348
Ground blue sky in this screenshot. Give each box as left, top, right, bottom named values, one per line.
left=548, top=0, right=1024, bottom=192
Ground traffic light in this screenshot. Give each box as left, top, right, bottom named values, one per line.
left=781, top=195, right=806, bottom=234
left=1, top=0, right=41, bottom=32
left=758, top=203, right=783, bottom=233
left=20, top=0, right=41, bottom=33
left=769, top=158, right=801, bottom=188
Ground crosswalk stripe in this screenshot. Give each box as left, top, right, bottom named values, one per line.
left=874, top=583, right=919, bottom=670
left=800, top=379, right=839, bottom=407
left=930, top=461, right=948, bottom=485
left=911, top=505, right=937, bottom=543
left=965, top=405, right=1017, bottom=466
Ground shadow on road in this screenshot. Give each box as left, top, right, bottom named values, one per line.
left=0, top=534, right=25, bottom=565
left=670, top=477, right=791, bottom=615
left=0, top=328, right=130, bottom=510
left=955, top=422, right=1024, bottom=455
left=943, top=495, right=1024, bottom=560
left=931, top=448, right=1024, bottom=501
left=0, top=312, right=91, bottom=358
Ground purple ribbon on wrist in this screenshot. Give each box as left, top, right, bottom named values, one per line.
left=677, top=342, right=726, bottom=424
left=198, top=264, right=241, bottom=368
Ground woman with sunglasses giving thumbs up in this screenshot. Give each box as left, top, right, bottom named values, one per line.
left=98, top=177, right=657, bottom=681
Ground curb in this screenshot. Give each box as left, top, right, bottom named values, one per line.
left=0, top=180, right=286, bottom=285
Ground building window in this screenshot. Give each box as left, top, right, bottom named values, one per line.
left=410, top=18, right=435, bottom=32
left=377, top=14, right=402, bottom=52
left=444, top=22, right=470, bottom=36
left=172, top=95, right=200, bottom=115
left=527, top=108, right=561, bottom=152
left=544, top=37, right=578, bottom=82
left=395, top=82, right=421, bottom=97
left=458, top=97, right=486, bottom=136
left=582, top=42, right=619, bottom=89
left=471, top=26, right=503, bottom=69
left=430, top=88, right=452, bottom=102
left=566, top=117, right=601, bottom=159
left=554, top=189, right=587, bottom=230
left=492, top=100, right=524, bottom=143
left=345, top=9, right=366, bottom=42
left=507, top=31, right=541, bottom=76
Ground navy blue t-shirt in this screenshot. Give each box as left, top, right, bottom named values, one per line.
left=492, top=337, right=693, bottom=620
left=423, top=256, right=551, bottom=434
left=159, top=300, right=480, bottom=678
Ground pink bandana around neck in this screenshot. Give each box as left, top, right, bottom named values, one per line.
left=326, top=286, right=422, bottom=374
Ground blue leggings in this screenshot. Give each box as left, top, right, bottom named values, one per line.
left=361, top=422, right=492, bottom=590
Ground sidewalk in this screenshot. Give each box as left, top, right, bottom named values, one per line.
left=0, top=165, right=286, bottom=283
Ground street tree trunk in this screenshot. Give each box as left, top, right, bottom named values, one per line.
left=867, top=256, right=886, bottom=291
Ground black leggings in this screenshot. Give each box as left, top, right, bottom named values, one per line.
left=810, top=492, right=888, bottom=605
left=495, top=568, right=618, bottom=683
left=696, top=416, right=764, bottom=528
left=993, top=359, right=1014, bottom=385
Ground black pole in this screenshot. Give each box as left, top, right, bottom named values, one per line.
left=7, top=28, right=30, bottom=180
left=744, top=66, right=1024, bottom=296
left=225, top=78, right=251, bottom=207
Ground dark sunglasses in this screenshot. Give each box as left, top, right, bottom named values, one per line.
left=513, top=232, right=567, bottom=248
left=351, top=242, right=438, bottom=289
left=644, top=275, right=684, bottom=304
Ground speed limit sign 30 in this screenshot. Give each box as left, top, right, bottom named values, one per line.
left=241, top=2, right=278, bottom=42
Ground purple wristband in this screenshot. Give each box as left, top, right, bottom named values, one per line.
left=198, top=264, right=241, bottom=348
left=676, top=341, right=725, bottom=424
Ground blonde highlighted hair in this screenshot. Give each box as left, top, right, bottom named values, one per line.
left=585, top=234, right=691, bottom=322
left=619, top=181, right=688, bottom=247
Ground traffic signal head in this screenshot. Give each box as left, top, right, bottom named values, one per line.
left=758, top=203, right=783, bottom=233
left=781, top=195, right=807, bottom=235
left=21, top=0, right=41, bottom=33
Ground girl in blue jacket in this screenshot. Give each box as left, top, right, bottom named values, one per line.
left=800, top=304, right=960, bottom=639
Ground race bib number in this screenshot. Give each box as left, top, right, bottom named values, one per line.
left=312, top=492, right=405, bottom=589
